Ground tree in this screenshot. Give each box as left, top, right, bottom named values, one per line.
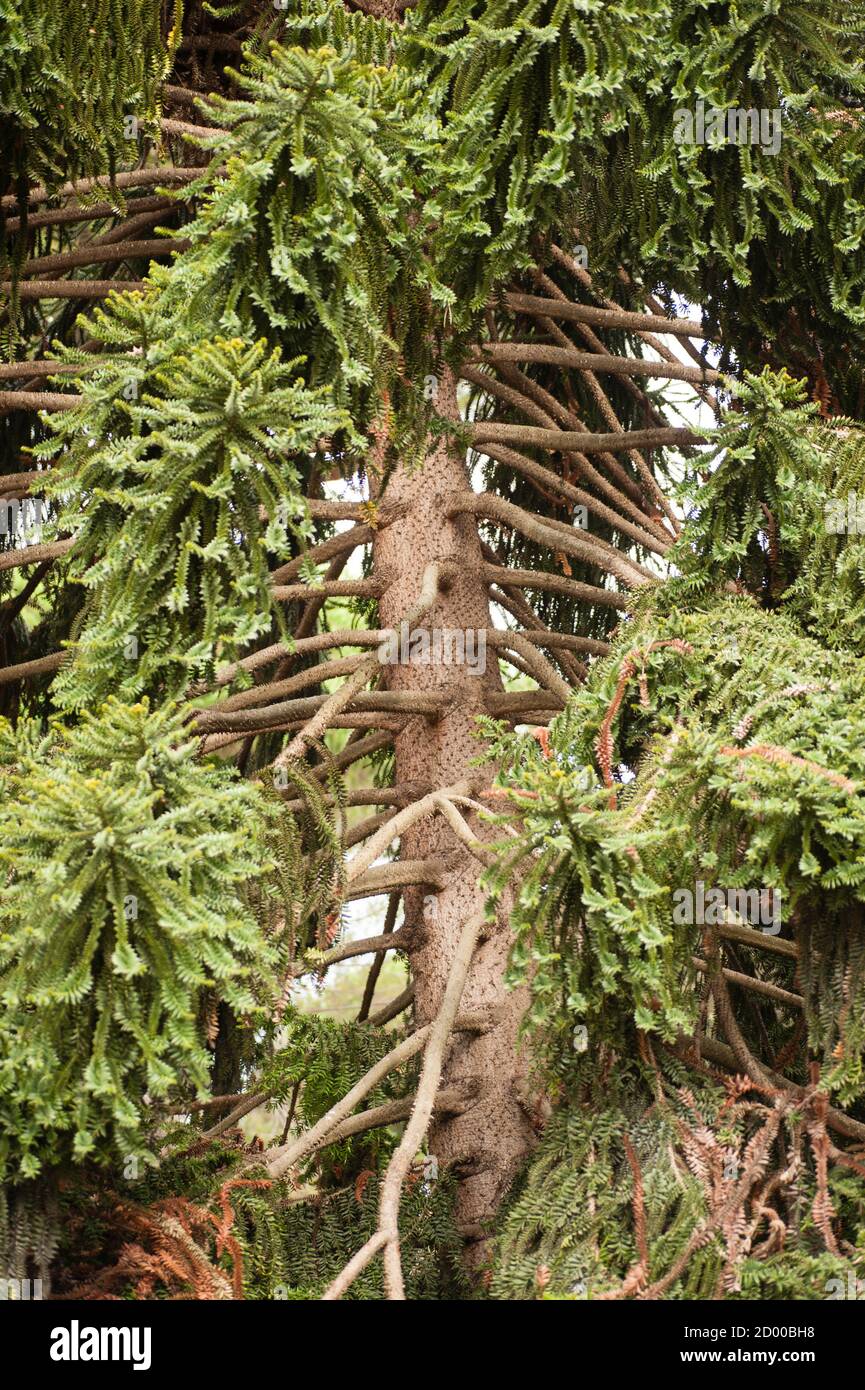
left=2, top=0, right=865, bottom=1302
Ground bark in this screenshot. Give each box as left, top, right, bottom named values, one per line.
left=371, top=369, right=536, bottom=1259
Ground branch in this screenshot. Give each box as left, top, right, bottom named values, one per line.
left=347, top=857, right=451, bottom=902
left=502, top=291, right=707, bottom=339
left=346, top=810, right=393, bottom=849
left=483, top=563, right=629, bottom=611
left=20, top=238, right=189, bottom=276
left=694, top=1035, right=865, bottom=1143
left=346, top=779, right=475, bottom=884
left=197, top=630, right=388, bottom=693
left=266, top=1029, right=432, bottom=1178
left=274, top=561, right=448, bottom=763
left=366, top=913, right=483, bottom=1300
left=487, top=690, right=564, bottom=715
left=199, top=1091, right=269, bottom=1142
left=470, top=421, right=704, bottom=458
left=432, top=796, right=497, bottom=868
left=0, top=362, right=89, bottom=381
left=450, top=492, right=649, bottom=588
left=271, top=578, right=385, bottom=602
left=0, top=391, right=82, bottom=412
left=269, top=524, right=375, bottom=585
left=367, top=982, right=415, bottom=1028
left=193, top=653, right=367, bottom=718
left=530, top=265, right=686, bottom=524
left=358, top=892, right=402, bottom=1022
left=3, top=193, right=175, bottom=234
left=474, top=341, right=720, bottom=386
left=0, top=650, right=69, bottom=685
left=471, top=354, right=657, bottom=515
left=477, top=441, right=670, bottom=555
left=692, top=958, right=803, bottom=1010
left=0, top=166, right=206, bottom=211
left=318, top=1081, right=474, bottom=1149
left=4, top=280, right=146, bottom=300
left=485, top=629, right=572, bottom=702
left=0, top=539, right=74, bottom=571
left=290, top=930, right=410, bottom=979
left=195, top=689, right=447, bottom=738
left=160, top=117, right=228, bottom=140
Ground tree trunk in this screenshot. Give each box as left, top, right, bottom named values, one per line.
left=371, top=370, right=536, bottom=1260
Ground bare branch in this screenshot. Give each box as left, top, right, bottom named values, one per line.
left=290, top=930, right=410, bottom=979
left=0, top=649, right=69, bottom=685
left=347, top=857, right=451, bottom=902
left=0, top=166, right=207, bottom=211
left=367, top=981, right=414, bottom=1028
left=474, top=341, right=720, bottom=386
left=502, top=291, right=707, bottom=340
left=450, top=492, right=649, bottom=588
left=347, top=778, right=475, bottom=884
left=379, top=913, right=483, bottom=1299
left=485, top=629, right=572, bottom=702
left=470, top=421, right=704, bottom=458
left=20, top=238, right=189, bottom=276
left=0, top=391, right=82, bottom=412
left=358, top=892, right=402, bottom=1022
left=483, top=563, right=628, bottom=609
left=5, top=280, right=146, bottom=300
left=0, top=539, right=74, bottom=571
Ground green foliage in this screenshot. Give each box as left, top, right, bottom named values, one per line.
left=0, top=0, right=180, bottom=191
left=492, top=1058, right=865, bottom=1300
left=153, top=12, right=432, bottom=422
left=408, top=0, right=659, bottom=316
left=232, top=1166, right=468, bottom=1299
left=244, top=751, right=347, bottom=967
left=260, top=1007, right=417, bottom=1172
left=479, top=371, right=865, bottom=1110
left=0, top=698, right=278, bottom=1180
left=486, top=587, right=865, bottom=1100
left=410, top=0, right=865, bottom=393
left=36, top=328, right=346, bottom=705
left=671, top=368, right=865, bottom=658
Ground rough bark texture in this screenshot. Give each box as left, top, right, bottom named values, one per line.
left=371, top=371, right=536, bottom=1255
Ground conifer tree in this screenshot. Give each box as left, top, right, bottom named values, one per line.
left=2, top=0, right=865, bottom=1303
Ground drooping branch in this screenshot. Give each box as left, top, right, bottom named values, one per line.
left=273, top=560, right=450, bottom=763
left=501, top=292, right=707, bottom=340
left=19, top=238, right=190, bottom=276
left=450, top=492, right=650, bottom=588
left=475, top=440, right=671, bottom=555
left=0, top=166, right=207, bottom=211
left=470, top=421, right=703, bottom=458
left=473, top=341, right=720, bottom=387
left=346, top=779, right=475, bottom=885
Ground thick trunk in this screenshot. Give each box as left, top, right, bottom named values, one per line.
left=371, top=371, right=536, bottom=1258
